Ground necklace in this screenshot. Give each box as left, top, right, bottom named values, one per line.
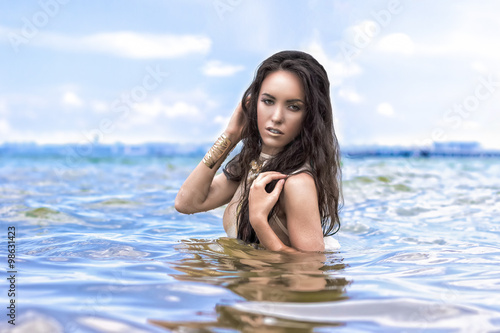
left=248, top=159, right=264, bottom=181
left=248, top=152, right=274, bottom=182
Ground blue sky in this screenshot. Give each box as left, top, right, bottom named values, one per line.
left=1, top=0, right=499, bottom=148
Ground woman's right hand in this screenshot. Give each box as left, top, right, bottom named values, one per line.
left=225, top=98, right=248, bottom=143
left=248, top=172, right=287, bottom=223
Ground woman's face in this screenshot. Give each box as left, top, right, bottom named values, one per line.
left=257, top=70, right=306, bottom=155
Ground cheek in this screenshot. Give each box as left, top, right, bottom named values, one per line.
left=256, top=105, right=262, bottom=122
left=257, top=105, right=269, bottom=126
left=256, top=113, right=266, bottom=136
left=291, top=116, right=305, bottom=135
left=256, top=109, right=264, bottom=128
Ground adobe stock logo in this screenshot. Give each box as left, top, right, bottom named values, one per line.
left=428, top=74, right=499, bottom=144
left=340, top=0, right=403, bottom=62
left=442, top=75, right=498, bottom=129
left=8, top=0, right=70, bottom=53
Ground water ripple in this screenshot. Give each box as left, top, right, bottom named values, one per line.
left=2, top=156, right=500, bottom=332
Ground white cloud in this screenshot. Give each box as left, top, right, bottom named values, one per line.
left=305, top=38, right=363, bottom=87
left=376, top=103, right=394, bottom=117
left=339, top=19, right=396, bottom=61
left=33, top=30, right=211, bottom=59
left=213, top=2, right=272, bottom=53
left=338, top=88, right=363, bottom=103
left=2, top=129, right=84, bottom=144
left=376, top=33, right=415, bottom=55
left=202, top=60, right=244, bottom=77
left=61, top=92, right=84, bottom=108
left=90, top=100, right=108, bottom=113
left=214, top=115, right=229, bottom=125
left=163, top=102, right=200, bottom=118
left=133, top=99, right=200, bottom=123
left=213, top=115, right=232, bottom=138
left=411, top=31, right=500, bottom=60
left=343, top=20, right=379, bottom=44
left=134, top=98, right=163, bottom=117
left=0, top=118, right=10, bottom=132
left=478, top=132, right=500, bottom=149
left=0, top=98, right=7, bottom=115
left=89, top=88, right=217, bottom=133
left=471, top=61, right=488, bottom=74
left=462, top=121, right=480, bottom=130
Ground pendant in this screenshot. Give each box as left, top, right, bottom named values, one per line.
left=249, top=159, right=263, bottom=181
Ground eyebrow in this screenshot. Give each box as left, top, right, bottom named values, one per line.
left=261, top=93, right=304, bottom=104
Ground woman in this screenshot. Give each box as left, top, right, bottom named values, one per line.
left=175, top=50, right=342, bottom=252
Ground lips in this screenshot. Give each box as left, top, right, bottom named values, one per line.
left=266, top=127, right=284, bottom=135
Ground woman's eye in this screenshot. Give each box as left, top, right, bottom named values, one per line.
left=262, top=99, right=274, bottom=105
left=289, top=104, right=300, bottom=111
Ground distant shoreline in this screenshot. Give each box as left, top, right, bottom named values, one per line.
left=1, top=142, right=499, bottom=158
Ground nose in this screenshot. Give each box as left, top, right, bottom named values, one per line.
left=271, top=105, right=284, bottom=124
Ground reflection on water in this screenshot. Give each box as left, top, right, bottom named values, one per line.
left=151, top=237, right=349, bottom=331
left=170, top=238, right=349, bottom=302
left=151, top=305, right=341, bottom=332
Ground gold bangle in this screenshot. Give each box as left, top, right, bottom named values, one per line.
left=202, top=133, right=232, bottom=169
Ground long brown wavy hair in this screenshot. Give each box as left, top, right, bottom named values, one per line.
left=223, top=50, right=342, bottom=244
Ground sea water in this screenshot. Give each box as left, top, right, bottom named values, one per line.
left=0, top=154, right=499, bottom=332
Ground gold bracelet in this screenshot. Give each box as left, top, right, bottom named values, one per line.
left=202, top=133, right=232, bottom=169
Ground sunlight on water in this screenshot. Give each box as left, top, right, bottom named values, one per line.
left=1, top=156, right=499, bottom=332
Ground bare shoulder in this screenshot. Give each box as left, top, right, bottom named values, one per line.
left=281, top=172, right=324, bottom=251
left=283, top=172, right=317, bottom=196
left=281, top=172, right=318, bottom=209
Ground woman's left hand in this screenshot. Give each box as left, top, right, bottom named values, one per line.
left=248, top=172, right=287, bottom=224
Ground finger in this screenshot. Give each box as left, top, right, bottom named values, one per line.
left=258, top=171, right=285, bottom=176
left=271, top=178, right=285, bottom=197
left=256, top=171, right=287, bottom=180
left=254, top=172, right=287, bottom=187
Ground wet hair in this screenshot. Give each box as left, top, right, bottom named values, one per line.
left=223, top=50, right=342, bottom=244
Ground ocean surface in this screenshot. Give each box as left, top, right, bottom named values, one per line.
left=1, top=153, right=500, bottom=332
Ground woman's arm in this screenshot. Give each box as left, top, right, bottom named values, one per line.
left=175, top=102, right=245, bottom=214
left=174, top=151, right=239, bottom=214
left=248, top=172, right=324, bottom=252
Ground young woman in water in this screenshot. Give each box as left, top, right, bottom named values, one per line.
left=175, top=50, right=342, bottom=252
